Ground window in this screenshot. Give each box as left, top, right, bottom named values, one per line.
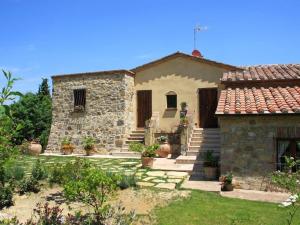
left=166, top=91, right=177, bottom=109
left=277, top=139, right=300, bottom=171
left=73, top=89, right=86, bottom=111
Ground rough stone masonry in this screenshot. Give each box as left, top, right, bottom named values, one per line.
left=46, top=72, right=134, bottom=153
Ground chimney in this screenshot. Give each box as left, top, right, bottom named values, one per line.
left=192, top=49, right=203, bottom=58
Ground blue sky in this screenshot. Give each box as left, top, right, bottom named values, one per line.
left=0, top=0, right=299, bottom=93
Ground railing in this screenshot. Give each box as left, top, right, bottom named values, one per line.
left=180, top=109, right=195, bottom=155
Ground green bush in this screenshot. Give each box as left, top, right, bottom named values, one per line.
left=0, top=186, right=13, bottom=209
left=118, top=174, right=137, bottom=190
left=19, top=177, right=40, bottom=195
left=48, top=166, right=65, bottom=185
left=129, top=142, right=145, bottom=153
left=31, top=159, right=47, bottom=181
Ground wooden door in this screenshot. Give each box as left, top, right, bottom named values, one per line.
left=199, top=88, right=218, bottom=128
left=137, top=90, right=152, bottom=128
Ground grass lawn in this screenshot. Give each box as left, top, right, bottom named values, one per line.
left=154, top=190, right=299, bottom=225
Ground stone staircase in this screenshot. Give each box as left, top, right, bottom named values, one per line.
left=111, top=129, right=145, bottom=157
left=176, top=128, right=221, bottom=180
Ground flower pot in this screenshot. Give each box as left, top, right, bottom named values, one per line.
left=28, top=142, right=42, bottom=156
left=204, top=167, right=218, bottom=180
left=156, top=142, right=171, bottom=158
left=141, top=157, right=154, bottom=168
left=61, top=144, right=74, bottom=155
left=84, top=147, right=94, bottom=156
left=221, top=183, right=233, bottom=191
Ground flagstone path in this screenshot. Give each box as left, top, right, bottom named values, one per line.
left=19, top=155, right=189, bottom=190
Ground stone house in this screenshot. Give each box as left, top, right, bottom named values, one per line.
left=46, top=51, right=300, bottom=189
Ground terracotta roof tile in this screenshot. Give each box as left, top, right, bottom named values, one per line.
left=216, top=86, right=300, bottom=115
left=221, top=64, right=300, bottom=82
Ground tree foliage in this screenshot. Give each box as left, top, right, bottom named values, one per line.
left=10, top=78, right=52, bottom=149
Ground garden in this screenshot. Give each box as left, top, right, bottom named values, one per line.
left=1, top=70, right=300, bottom=225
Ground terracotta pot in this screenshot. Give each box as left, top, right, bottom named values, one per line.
left=61, top=144, right=74, bottom=155
left=221, top=183, right=233, bottom=191
left=141, top=157, right=154, bottom=168
left=28, top=142, right=42, bottom=156
left=204, top=167, right=218, bottom=180
left=156, top=142, right=171, bottom=158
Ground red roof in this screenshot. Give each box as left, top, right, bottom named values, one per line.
left=221, top=64, right=300, bottom=82
left=216, top=86, right=300, bottom=115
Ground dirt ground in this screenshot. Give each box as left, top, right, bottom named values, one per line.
left=0, top=186, right=190, bottom=223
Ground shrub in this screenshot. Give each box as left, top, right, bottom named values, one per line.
left=32, top=159, right=47, bottom=181
left=118, top=174, right=137, bottom=190
left=129, top=142, right=145, bottom=153
left=48, top=166, right=65, bottom=185
left=0, top=186, right=13, bottom=209
left=63, top=168, right=121, bottom=223
left=19, top=177, right=40, bottom=195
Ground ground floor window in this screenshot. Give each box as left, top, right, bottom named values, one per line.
left=277, top=139, right=300, bottom=171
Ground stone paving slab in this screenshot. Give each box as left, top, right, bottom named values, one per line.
left=137, top=182, right=155, bottom=187
left=220, top=189, right=290, bottom=203
left=146, top=171, right=166, bottom=177
left=166, top=171, right=189, bottom=177
left=181, top=180, right=220, bottom=192
left=155, top=183, right=176, bottom=190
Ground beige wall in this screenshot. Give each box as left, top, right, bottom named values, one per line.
left=133, top=56, right=230, bottom=132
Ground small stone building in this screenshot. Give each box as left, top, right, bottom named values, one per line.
left=46, top=51, right=300, bottom=189
left=216, top=65, right=300, bottom=189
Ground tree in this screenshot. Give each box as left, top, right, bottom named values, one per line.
left=0, top=70, right=21, bottom=187
left=10, top=78, right=52, bottom=150
left=38, top=78, right=50, bottom=97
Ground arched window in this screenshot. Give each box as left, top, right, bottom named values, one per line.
left=166, top=91, right=177, bottom=109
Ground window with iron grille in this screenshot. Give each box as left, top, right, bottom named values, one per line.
left=277, top=139, right=300, bottom=172
left=73, top=89, right=86, bottom=111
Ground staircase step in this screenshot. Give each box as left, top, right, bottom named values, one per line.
left=128, top=136, right=144, bottom=140
left=125, top=139, right=144, bottom=144
left=190, top=137, right=220, bottom=141
left=188, top=143, right=221, bottom=148
left=187, top=150, right=220, bottom=156
left=131, top=130, right=145, bottom=134
left=176, top=155, right=197, bottom=164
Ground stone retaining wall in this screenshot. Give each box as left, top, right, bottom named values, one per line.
left=46, top=73, right=134, bottom=153
left=219, top=115, right=300, bottom=190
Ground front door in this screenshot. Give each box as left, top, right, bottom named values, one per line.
left=137, top=90, right=152, bottom=128
left=199, top=88, right=218, bottom=128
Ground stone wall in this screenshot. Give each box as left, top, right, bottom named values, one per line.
left=219, top=115, right=300, bottom=190
left=46, top=73, right=134, bottom=153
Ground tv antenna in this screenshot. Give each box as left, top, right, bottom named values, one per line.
left=194, top=25, right=207, bottom=49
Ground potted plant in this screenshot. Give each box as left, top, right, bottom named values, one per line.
left=142, top=144, right=159, bottom=168
left=180, top=102, right=188, bottom=111
left=180, top=117, right=189, bottom=126
left=60, top=137, right=74, bottom=155
left=220, top=172, right=234, bottom=191
left=203, top=150, right=218, bottom=180
left=82, top=136, right=95, bottom=156
left=156, top=135, right=171, bottom=158
left=129, top=142, right=158, bottom=168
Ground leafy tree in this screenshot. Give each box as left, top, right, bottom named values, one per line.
left=38, top=78, right=50, bottom=97
left=10, top=78, right=52, bottom=150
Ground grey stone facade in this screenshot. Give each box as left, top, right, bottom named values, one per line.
left=219, top=115, right=300, bottom=190
left=46, top=72, right=134, bottom=153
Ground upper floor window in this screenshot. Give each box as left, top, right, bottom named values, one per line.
left=166, top=91, right=177, bottom=109
left=74, top=89, right=86, bottom=111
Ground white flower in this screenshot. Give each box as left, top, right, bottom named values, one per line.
left=280, top=201, right=292, bottom=207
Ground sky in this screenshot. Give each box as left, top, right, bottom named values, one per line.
left=0, top=0, right=300, bottom=94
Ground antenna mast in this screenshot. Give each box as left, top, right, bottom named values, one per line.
left=194, top=25, right=207, bottom=50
